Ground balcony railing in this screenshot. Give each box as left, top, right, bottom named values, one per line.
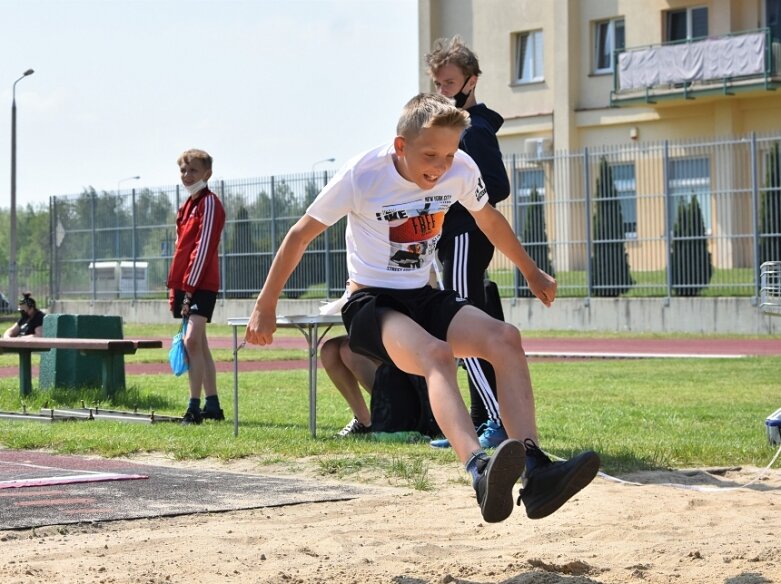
left=611, top=28, right=781, bottom=106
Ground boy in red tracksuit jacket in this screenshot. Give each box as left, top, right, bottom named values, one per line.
left=167, top=148, right=226, bottom=425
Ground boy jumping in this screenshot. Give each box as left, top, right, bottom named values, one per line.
left=245, top=93, right=599, bottom=523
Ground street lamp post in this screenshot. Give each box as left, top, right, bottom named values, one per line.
left=311, top=157, right=335, bottom=172
left=116, top=175, right=141, bottom=258
left=9, top=68, right=34, bottom=303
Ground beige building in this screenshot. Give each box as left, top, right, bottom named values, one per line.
left=419, top=0, right=781, bottom=276
left=418, top=0, right=781, bottom=152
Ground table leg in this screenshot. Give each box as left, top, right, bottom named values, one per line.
left=298, top=322, right=335, bottom=439
left=232, top=325, right=239, bottom=437
left=308, top=324, right=318, bottom=438
left=18, top=351, right=33, bottom=397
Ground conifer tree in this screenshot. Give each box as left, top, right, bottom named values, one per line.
left=519, top=187, right=555, bottom=297
left=671, top=194, right=713, bottom=296
left=590, top=158, right=634, bottom=296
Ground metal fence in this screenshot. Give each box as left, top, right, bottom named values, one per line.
left=50, top=132, right=781, bottom=302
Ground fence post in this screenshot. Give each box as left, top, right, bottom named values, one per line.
left=131, top=188, right=138, bottom=300
left=219, top=179, right=227, bottom=300
left=511, top=154, right=521, bottom=296
left=321, top=169, right=333, bottom=299
left=751, top=132, right=761, bottom=302
left=91, top=191, right=97, bottom=302
left=583, top=148, right=592, bottom=305
left=49, top=196, right=56, bottom=303
left=663, top=140, right=672, bottom=303
left=270, top=175, right=277, bottom=255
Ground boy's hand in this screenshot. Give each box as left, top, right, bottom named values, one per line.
left=244, top=308, right=277, bottom=346
left=527, top=268, right=557, bottom=307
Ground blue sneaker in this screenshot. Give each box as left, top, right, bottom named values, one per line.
left=478, top=420, right=508, bottom=449
left=429, top=420, right=507, bottom=449
left=429, top=436, right=451, bottom=448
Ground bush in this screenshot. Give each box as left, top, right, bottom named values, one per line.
left=671, top=194, right=713, bottom=296
left=519, top=187, right=555, bottom=297
left=590, top=158, right=634, bottom=296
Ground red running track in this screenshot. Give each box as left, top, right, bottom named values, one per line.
left=1, top=335, right=779, bottom=378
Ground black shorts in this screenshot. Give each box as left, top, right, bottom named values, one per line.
left=342, top=285, right=471, bottom=364
left=173, top=289, right=217, bottom=322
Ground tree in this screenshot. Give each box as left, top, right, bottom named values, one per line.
left=671, top=194, right=713, bottom=296
left=590, top=158, right=634, bottom=296
left=760, top=142, right=781, bottom=265
left=224, top=206, right=268, bottom=298
left=518, top=187, right=555, bottom=297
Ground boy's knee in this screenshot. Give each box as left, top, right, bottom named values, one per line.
left=320, top=338, right=340, bottom=368
left=492, top=323, right=523, bottom=354
left=423, top=338, right=455, bottom=368
left=184, top=334, right=201, bottom=350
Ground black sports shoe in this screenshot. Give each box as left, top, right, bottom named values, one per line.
left=201, top=408, right=225, bottom=421
left=517, top=439, right=600, bottom=520
left=474, top=439, right=525, bottom=523
left=337, top=417, right=371, bottom=437
left=180, top=408, right=203, bottom=426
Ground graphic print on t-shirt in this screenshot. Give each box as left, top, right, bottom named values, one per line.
left=376, top=196, right=450, bottom=271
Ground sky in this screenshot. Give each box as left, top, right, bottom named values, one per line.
left=0, top=0, right=419, bottom=207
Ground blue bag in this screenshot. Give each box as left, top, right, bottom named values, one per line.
left=169, top=318, right=189, bottom=376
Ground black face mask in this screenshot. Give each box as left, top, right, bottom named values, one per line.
left=19, top=309, right=26, bottom=317
left=452, top=77, right=472, bottom=109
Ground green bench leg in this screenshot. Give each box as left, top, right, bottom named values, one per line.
left=98, top=352, right=127, bottom=399
left=101, top=354, right=115, bottom=400
left=18, top=351, right=33, bottom=397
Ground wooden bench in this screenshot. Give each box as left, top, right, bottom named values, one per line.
left=0, top=337, right=163, bottom=397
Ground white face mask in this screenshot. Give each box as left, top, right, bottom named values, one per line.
left=185, top=180, right=207, bottom=196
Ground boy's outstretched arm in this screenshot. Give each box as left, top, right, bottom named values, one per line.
left=471, top=205, right=557, bottom=307
left=245, top=215, right=328, bottom=345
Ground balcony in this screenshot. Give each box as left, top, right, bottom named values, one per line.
left=611, top=29, right=781, bottom=106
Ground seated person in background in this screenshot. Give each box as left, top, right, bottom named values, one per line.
left=321, top=334, right=379, bottom=436
left=3, top=292, right=45, bottom=338
left=322, top=268, right=443, bottom=438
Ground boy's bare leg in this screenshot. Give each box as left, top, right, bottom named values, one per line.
left=184, top=314, right=207, bottom=399
left=378, top=309, right=525, bottom=523
left=378, top=310, right=480, bottom=463
left=446, top=306, right=539, bottom=443
left=321, top=337, right=372, bottom=426
left=341, top=339, right=380, bottom=393
left=449, top=306, right=601, bottom=519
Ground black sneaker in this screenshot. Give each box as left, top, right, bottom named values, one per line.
left=201, top=408, right=225, bottom=421
left=518, top=439, right=600, bottom=520
left=180, top=408, right=203, bottom=426
left=337, top=417, right=371, bottom=437
left=474, top=439, right=525, bottom=523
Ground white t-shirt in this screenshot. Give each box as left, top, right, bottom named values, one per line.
left=306, top=143, right=488, bottom=289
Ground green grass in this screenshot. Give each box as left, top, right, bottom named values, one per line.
left=489, top=267, right=756, bottom=297
left=1, top=351, right=778, bottom=484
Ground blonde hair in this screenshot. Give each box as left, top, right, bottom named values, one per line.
left=425, top=35, right=482, bottom=79
left=396, top=93, right=470, bottom=139
left=177, top=148, right=213, bottom=170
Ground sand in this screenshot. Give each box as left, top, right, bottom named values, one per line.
left=1, top=452, right=779, bottom=584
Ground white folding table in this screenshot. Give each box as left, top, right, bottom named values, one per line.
left=227, top=314, right=344, bottom=437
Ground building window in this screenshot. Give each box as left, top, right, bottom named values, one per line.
left=611, top=163, right=637, bottom=238
left=668, top=157, right=712, bottom=234
left=594, top=18, right=625, bottom=73
left=516, top=169, right=545, bottom=230
left=514, top=30, right=544, bottom=83
left=666, top=6, right=708, bottom=42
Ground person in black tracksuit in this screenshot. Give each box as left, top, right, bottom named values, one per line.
left=426, top=35, right=511, bottom=447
